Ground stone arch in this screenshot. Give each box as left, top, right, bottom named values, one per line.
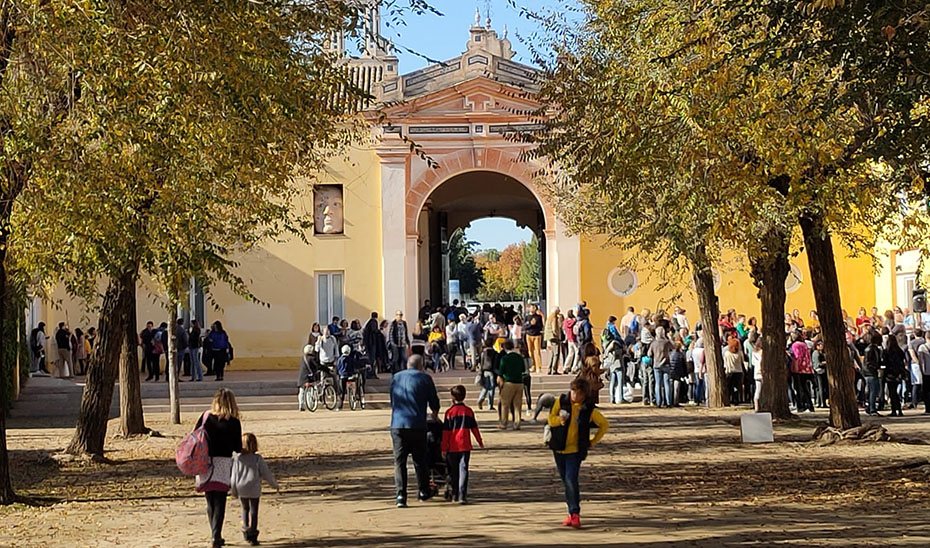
left=405, top=148, right=555, bottom=234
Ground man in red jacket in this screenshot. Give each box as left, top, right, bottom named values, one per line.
left=440, top=385, right=484, bottom=504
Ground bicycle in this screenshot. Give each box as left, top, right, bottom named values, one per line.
left=305, top=369, right=338, bottom=412
left=345, top=369, right=366, bottom=410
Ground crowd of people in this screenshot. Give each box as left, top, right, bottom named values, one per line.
left=28, top=322, right=97, bottom=379
left=27, top=318, right=235, bottom=383
left=304, top=298, right=930, bottom=420
left=138, top=319, right=234, bottom=382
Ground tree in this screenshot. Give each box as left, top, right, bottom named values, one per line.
left=517, top=235, right=541, bottom=300
left=0, top=0, right=87, bottom=504
left=702, top=0, right=930, bottom=428
left=476, top=244, right=523, bottom=301
left=531, top=2, right=749, bottom=408
left=16, top=0, right=367, bottom=456
left=448, top=228, right=484, bottom=297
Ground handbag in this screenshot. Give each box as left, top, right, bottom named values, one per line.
left=195, top=455, right=233, bottom=493
left=474, top=372, right=483, bottom=386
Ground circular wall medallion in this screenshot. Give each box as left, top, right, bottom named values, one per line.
left=786, top=263, right=803, bottom=294
left=608, top=268, right=639, bottom=297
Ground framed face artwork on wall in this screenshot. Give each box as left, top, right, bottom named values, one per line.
left=314, top=184, right=344, bottom=235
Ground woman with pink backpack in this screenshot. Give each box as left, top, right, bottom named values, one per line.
left=192, top=389, right=242, bottom=548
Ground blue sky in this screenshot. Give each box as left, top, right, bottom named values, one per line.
left=382, top=0, right=575, bottom=71
left=382, top=1, right=573, bottom=251
left=465, top=218, right=533, bottom=251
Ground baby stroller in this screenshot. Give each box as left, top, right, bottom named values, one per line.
left=425, top=417, right=451, bottom=500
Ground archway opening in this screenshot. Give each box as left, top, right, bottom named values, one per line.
left=415, top=170, right=546, bottom=314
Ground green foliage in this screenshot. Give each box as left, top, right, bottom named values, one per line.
left=14, top=0, right=369, bottom=308
left=448, top=229, right=484, bottom=297
left=517, top=235, right=540, bottom=299
left=475, top=240, right=540, bottom=302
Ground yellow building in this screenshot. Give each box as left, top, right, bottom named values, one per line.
left=32, top=9, right=902, bottom=370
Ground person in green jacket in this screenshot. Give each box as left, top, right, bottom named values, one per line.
left=497, top=339, right=525, bottom=430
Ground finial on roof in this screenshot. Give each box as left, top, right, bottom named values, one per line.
left=502, top=24, right=508, bottom=39
left=486, top=13, right=492, bottom=28
left=475, top=7, right=480, bottom=26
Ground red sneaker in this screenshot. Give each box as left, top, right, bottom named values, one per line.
left=570, top=514, right=581, bottom=529
left=561, top=515, right=573, bottom=527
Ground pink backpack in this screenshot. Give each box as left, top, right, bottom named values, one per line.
left=176, top=412, right=211, bottom=476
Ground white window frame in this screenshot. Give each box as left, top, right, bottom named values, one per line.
left=316, top=271, right=345, bottom=325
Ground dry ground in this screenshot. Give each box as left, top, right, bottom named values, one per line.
left=2, top=403, right=930, bottom=548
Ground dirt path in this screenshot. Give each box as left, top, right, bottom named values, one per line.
left=3, top=403, right=930, bottom=547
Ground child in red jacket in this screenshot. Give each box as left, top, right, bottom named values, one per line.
left=441, top=384, right=484, bottom=503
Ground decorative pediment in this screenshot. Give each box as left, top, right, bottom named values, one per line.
left=376, top=77, right=541, bottom=121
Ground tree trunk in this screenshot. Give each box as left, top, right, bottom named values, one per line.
left=67, top=268, right=137, bottom=456
left=749, top=244, right=792, bottom=420
left=0, top=244, right=15, bottom=504
left=167, top=304, right=180, bottom=424
left=119, top=279, right=147, bottom=436
left=691, top=246, right=727, bottom=407
left=799, top=211, right=861, bottom=429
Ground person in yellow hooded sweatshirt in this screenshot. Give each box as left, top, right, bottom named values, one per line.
left=547, top=377, right=609, bottom=529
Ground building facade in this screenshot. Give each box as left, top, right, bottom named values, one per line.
left=34, top=8, right=902, bottom=370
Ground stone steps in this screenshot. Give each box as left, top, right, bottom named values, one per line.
left=10, top=370, right=586, bottom=418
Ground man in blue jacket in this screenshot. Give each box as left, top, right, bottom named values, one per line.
left=390, top=354, right=440, bottom=508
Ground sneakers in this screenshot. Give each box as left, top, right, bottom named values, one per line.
left=570, top=514, right=581, bottom=528
left=396, top=496, right=407, bottom=508
left=561, top=515, right=574, bottom=527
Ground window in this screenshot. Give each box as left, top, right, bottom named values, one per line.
left=317, top=272, right=345, bottom=324
left=785, top=263, right=803, bottom=294
left=182, top=278, right=207, bottom=327
left=475, top=35, right=481, bottom=42
left=608, top=268, right=638, bottom=297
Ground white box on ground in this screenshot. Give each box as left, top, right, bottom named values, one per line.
left=740, top=412, right=774, bottom=443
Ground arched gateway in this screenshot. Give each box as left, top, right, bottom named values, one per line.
left=369, top=35, right=580, bottom=318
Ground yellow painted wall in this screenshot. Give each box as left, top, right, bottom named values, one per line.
left=578, top=236, right=878, bottom=331
left=40, top=144, right=385, bottom=371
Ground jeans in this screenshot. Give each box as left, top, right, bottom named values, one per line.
left=477, top=371, right=496, bottom=409
left=654, top=367, right=671, bottom=407
left=190, top=347, right=203, bottom=381
left=695, top=376, right=706, bottom=405
left=527, top=335, right=543, bottom=372
left=866, top=376, right=881, bottom=414
left=554, top=451, right=582, bottom=515
left=239, top=497, right=259, bottom=540
left=446, top=451, right=471, bottom=501
left=609, top=368, right=625, bottom=403
left=814, top=372, right=829, bottom=407
left=391, top=428, right=430, bottom=502
left=389, top=344, right=407, bottom=373
left=499, top=381, right=523, bottom=428
left=204, top=490, right=227, bottom=544
left=641, top=365, right=654, bottom=405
